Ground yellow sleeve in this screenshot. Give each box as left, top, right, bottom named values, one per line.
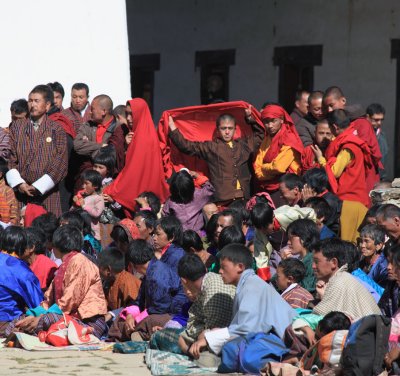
left=318, top=149, right=353, bottom=178
left=254, top=144, right=296, bottom=181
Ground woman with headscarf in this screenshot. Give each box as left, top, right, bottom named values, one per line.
left=253, top=104, right=303, bottom=206
left=104, top=99, right=169, bottom=212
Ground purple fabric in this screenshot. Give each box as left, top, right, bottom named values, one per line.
left=162, top=181, right=214, bottom=233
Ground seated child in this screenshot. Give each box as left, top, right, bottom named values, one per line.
left=72, top=170, right=105, bottom=242
left=110, top=218, right=141, bottom=255
left=201, top=244, right=296, bottom=358
left=98, top=246, right=141, bottom=311
left=153, top=216, right=186, bottom=269
left=182, top=229, right=216, bottom=270
left=177, top=254, right=236, bottom=356
left=0, top=157, right=18, bottom=225
left=134, top=210, right=157, bottom=244
left=22, top=227, right=58, bottom=292
left=276, top=258, right=313, bottom=309
left=119, top=239, right=187, bottom=341
left=136, top=191, right=161, bottom=216
left=162, top=170, right=214, bottom=233
left=14, top=225, right=108, bottom=339
left=358, top=224, right=388, bottom=288
left=305, top=197, right=336, bottom=239
left=284, top=219, right=319, bottom=293
left=31, top=213, right=59, bottom=265
left=0, top=226, right=43, bottom=331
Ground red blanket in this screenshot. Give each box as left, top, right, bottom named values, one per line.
left=157, top=100, right=264, bottom=179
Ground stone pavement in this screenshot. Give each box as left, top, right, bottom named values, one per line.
left=0, top=347, right=151, bottom=376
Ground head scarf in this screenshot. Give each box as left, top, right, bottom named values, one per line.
left=116, top=218, right=140, bottom=242
left=104, top=99, right=169, bottom=210
left=260, top=104, right=304, bottom=164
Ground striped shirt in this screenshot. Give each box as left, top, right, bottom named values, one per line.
left=281, top=283, right=313, bottom=309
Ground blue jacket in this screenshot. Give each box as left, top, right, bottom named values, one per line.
left=136, top=258, right=187, bottom=315
left=0, top=253, right=43, bottom=321
left=160, top=243, right=186, bottom=272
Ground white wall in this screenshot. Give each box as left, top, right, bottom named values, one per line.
left=127, top=0, right=400, bottom=178
left=0, top=0, right=131, bottom=126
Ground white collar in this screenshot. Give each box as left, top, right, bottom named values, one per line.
left=282, top=283, right=298, bottom=295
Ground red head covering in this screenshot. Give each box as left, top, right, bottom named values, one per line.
left=104, top=98, right=169, bottom=210
left=260, top=105, right=304, bottom=164
left=24, top=203, right=47, bottom=227
left=116, top=218, right=140, bottom=242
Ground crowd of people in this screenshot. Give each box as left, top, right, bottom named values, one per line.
left=0, top=81, right=399, bottom=373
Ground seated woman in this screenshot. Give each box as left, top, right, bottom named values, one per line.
left=15, top=225, right=108, bottom=339
left=253, top=104, right=303, bottom=206
left=162, top=170, right=214, bottom=233
left=118, top=240, right=187, bottom=341
left=0, top=226, right=43, bottom=335
left=182, top=229, right=216, bottom=270
left=153, top=216, right=186, bottom=270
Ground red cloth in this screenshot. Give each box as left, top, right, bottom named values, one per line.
left=325, top=125, right=372, bottom=206
left=48, top=112, right=76, bottom=139
left=30, top=254, right=58, bottom=290
left=116, top=218, right=140, bottom=242
left=104, top=99, right=169, bottom=210
left=95, top=117, right=114, bottom=144
left=53, top=251, right=79, bottom=303
left=258, top=105, right=304, bottom=191
left=157, top=101, right=263, bottom=180
left=24, top=203, right=47, bottom=227
left=301, top=145, right=320, bottom=172
left=351, top=117, right=382, bottom=193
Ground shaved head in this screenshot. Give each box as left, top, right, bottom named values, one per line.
left=323, top=86, right=345, bottom=101
left=323, top=86, right=346, bottom=113
left=308, top=90, right=324, bottom=105
left=93, top=94, right=113, bottom=114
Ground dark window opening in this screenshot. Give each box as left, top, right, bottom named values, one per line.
left=195, top=50, right=235, bottom=105
left=130, top=54, right=160, bottom=114
left=274, top=45, right=322, bottom=112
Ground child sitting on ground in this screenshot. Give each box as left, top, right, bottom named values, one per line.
left=182, top=229, right=216, bottom=270
left=22, top=227, right=57, bottom=292
left=0, top=157, right=18, bottom=225
left=276, top=258, right=313, bottom=309
left=14, top=225, right=108, bottom=339
left=305, top=197, right=336, bottom=240
left=72, top=170, right=105, bottom=242
left=98, top=246, right=141, bottom=312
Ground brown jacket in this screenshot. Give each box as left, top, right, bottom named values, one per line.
left=169, top=124, right=264, bottom=202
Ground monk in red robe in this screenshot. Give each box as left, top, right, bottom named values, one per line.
left=301, top=119, right=333, bottom=172
left=253, top=104, right=303, bottom=206
left=323, top=86, right=382, bottom=193
left=311, top=109, right=372, bottom=243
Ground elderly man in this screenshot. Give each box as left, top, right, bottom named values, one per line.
left=376, top=204, right=400, bottom=244
left=6, top=85, right=68, bottom=217
left=62, top=82, right=91, bottom=133
left=290, top=90, right=310, bottom=126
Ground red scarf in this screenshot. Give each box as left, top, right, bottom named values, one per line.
left=53, top=251, right=79, bottom=303
left=261, top=105, right=304, bottom=164
left=324, top=125, right=372, bottom=194
left=301, top=145, right=320, bottom=172
left=104, top=99, right=169, bottom=210
left=24, top=203, right=47, bottom=227
left=157, top=101, right=264, bottom=180
left=48, top=112, right=76, bottom=138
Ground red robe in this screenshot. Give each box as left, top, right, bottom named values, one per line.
left=104, top=99, right=169, bottom=211
left=256, top=105, right=303, bottom=191
left=351, top=117, right=382, bottom=192
left=325, top=125, right=372, bottom=207
left=157, top=101, right=263, bottom=179
left=301, top=145, right=320, bottom=172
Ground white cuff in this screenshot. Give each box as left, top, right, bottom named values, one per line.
left=32, top=174, right=55, bottom=195
left=204, top=327, right=231, bottom=355
left=6, top=169, right=25, bottom=188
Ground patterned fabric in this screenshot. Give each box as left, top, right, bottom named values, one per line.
left=0, top=178, right=18, bottom=223
left=8, top=116, right=68, bottom=217
left=36, top=312, right=107, bottom=339
left=113, top=341, right=148, bottom=354
left=313, top=265, right=382, bottom=320
left=116, top=218, right=140, bottom=242
left=62, top=106, right=91, bottom=134
left=150, top=327, right=185, bottom=354
left=281, top=284, right=313, bottom=309
left=0, top=127, right=10, bottom=161
left=185, top=273, right=236, bottom=340
left=145, top=349, right=217, bottom=375
left=53, top=251, right=79, bottom=302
